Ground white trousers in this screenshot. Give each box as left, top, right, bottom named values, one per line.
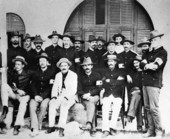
left=102, top=95, right=122, bottom=132
left=48, top=95, right=76, bottom=128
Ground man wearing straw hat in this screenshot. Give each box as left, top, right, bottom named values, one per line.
left=29, top=52, right=56, bottom=137
left=77, top=57, right=101, bottom=137
left=101, top=55, right=125, bottom=138
left=0, top=56, right=34, bottom=135
left=141, top=30, right=167, bottom=137
left=46, top=58, right=78, bottom=137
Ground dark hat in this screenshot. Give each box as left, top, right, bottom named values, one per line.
left=106, top=38, right=118, bottom=46
left=11, top=31, right=21, bottom=37
left=133, top=55, right=142, bottom=61
left=80, top=57, right=95, bottom=66
left=74, top=36, right=84, bottom=44
left=12, top=56, right=27, bottom=65
left=36, top=52, right=51, bottom=61
left=148, top=30, right=164, bottom=41
left=97, top=36, right=105, bottom=43
left=33, top=35, right=45, bottom=43
left=138, top=37, right=151, bottom=48
left=112, top=33, right=125, bottom=41
left=23, top=33, right=35, bottom=41
left=48, top=31, right=62, bottom=39
left=121, top=39, right=134, bottom=45
left=105, top=55, right=118, bottom=61
left=61, top=32, right=74, bottom=42
left=56, top=58, right=72, bottom=68
left=88, top=35, right=97, bottom=42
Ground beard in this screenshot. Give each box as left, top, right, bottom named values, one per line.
left=12, top=40, right=19, bottom=45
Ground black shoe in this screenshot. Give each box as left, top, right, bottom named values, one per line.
left=143, top=131, right=155, bottom=138
left=13, top=125, right=20, bottom=135
left=110, top=128, right=116, bottom=136
left=0, top=128, right=7, bottom=134
left=45, top=127, right=55, bottom=134
left=0, top=121, right=6, bottom=129
left=90, top=130, right=96, bottom=137
left=59, top=128, right=64, bottom=137
left=137, top=126, right=143, bottom=133
left=102, top=131, right=110, bottom=138
left=85, top=121, right=92, bottom=131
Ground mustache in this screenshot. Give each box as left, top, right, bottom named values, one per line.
left=61, top=68, right=66, bottom=71
left=13, top=41, right=19, bottom=44
left=85, top=68, right=90, bottom=70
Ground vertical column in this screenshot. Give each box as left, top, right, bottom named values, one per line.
left=0, top=0, right=7, bottom=85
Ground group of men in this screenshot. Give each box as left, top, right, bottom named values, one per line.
left=0, top=29, right=167, bottom=138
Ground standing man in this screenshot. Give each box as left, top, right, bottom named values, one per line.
left=7, top=31, right=27, bottom=69
left=29, top=53, right=56, bottom=137
left=46, top=58, right=78, bottom=137
left=141, top=30, right=167, bottom=137
left=137, top=37, right=151, bottom=56
left=95, top=36, right=107, bottom=74
left=77, top=57, right=101, bottom=137
left=85, top=35, right=98, bottom=67
left=0, top=56, right=34, bottom=135
left=73, top=36, right=85, bottom=73
left=112, top=33, right=125, bottom=54
left=58, top=32, right=78, bottom=72
left=101, top=55, right=125, bottom=138
left=45, top=31, right=62, bottom=73
left=29, top=35, right=45, bottom=70
left=22, top=33, right=35, bottom=69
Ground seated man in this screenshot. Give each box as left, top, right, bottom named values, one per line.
left=29, top=53, right=56, bottom=137
left=101, top=55, right=125, bottom=138
left=77, top=57, right=101, bottom=137
left=125, top=56, right=143, bottom=132
left=0, top=56, right=34, bottom=135
left=46, top=58, right=78, bottom=137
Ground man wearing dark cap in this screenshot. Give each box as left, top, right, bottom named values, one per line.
left=77, top=57, right=101, bottom=137
left=101, top=55, right=125, bottom=138
left=141, top=30, right=167, bottom=137
left=137, top=37, right=151, bottom=56
left=28, top=35, right=45, bottom=70
left=85, top=35, right=98, bottom=68
left=29, top=52, right=56, bottom=137
left=46, top=58, right=78, bottom=137
left=112, top=33, right=125, bottom=54
left=58, top=32, right=78, bottom=72
left=125, top=56, right=143, bottom=132
left=95, top=36, right=107, bottom=74
left=7, top=31, right=27, bottom=69
left=0, top=56, right=34, bottom=135
left=45, top=31, right=62, bottom=73
left=100, top=38, right=118, bottom=71
left=22, top=33, right=35, bottom=69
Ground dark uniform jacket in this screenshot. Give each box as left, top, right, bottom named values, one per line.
left=102, top=68, right=125, bottom=98
left=8, top=69, right=34, bottom=95
left=58, top=47, right=78, bottom=71
left=118, top=50, right=137, bottom=77
left=95, top=49, right=107, bottom=69
left=7, top=46, right=27, bottom=69
left=78, top=71, right=101, bottom=96
left=45, top=45, right=62, bottom=66
left=140, top=46, right=167, bottom=88
left=26, top=49, right=44, bottom=71
left=31, top=66, right=56, bottom=99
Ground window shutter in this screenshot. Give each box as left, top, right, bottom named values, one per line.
left=109, top=0, right=120, bottom=24
left=121, top=0, right=134, bottom=26
left=84, top=0, right=94, bottom=25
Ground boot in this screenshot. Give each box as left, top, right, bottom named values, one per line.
left=13, top=125, right=21, bottom=135
left=45, top=126, right=55, bottom=134
left=59, top=128, right=64, bottom=137
left=0, top=106, right=8, bottom=121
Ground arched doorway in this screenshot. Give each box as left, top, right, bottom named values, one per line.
left=6, top=13, right=26, bottom=47
left=65, top=0, right=154, bottom=53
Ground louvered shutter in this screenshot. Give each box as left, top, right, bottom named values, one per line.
left=109, top=0, right=120, bottom=24
left=84, top=0, right=94, bottom=25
